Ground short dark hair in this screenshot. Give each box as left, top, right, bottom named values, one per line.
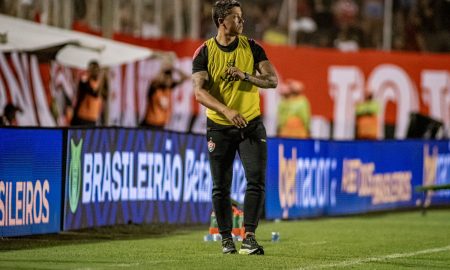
left=88, top=60, right=100, bottom=68
left=212, top=0, right=241, bottom=28
left=3, top=103, right=21, bottom=122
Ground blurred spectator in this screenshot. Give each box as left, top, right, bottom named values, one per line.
left=2, top=0, right=449, bottom=53
left=311, top=0, right=334, bottom=47
left=262, top=25, right=289, bottom=45
left=355, top=91, right=380, bottom=139
left=84, top=0, right=101, bottom=31
left=333, top=23, right=365, bottom=51
left=72, top=0, right=102, bottom=31
left=51, top=86, right=73, bottom=127
left=277, top=79, right=311, bottom=138
left=118, top=0, right=134, bottom=34
left=415, top=0, right=450, bottom=52
left=277, top=82, right=291, bottom=135
left=261, top=2, right=288, bottom=45
left=393, top=0, right=421, bottom=51
left=0, top=103, right=22, bottom=126
left=291, top=0, right=317, bottom=46
left=73, top=0, right=86, bottom=22
left=332, top=0, right=365, bottom=51
left=160, top=1, right=175, bottom=38
left=361, top=0, right=383, bottom=49
left=141, top=59, right=189, bottom=129
left=70, top=60, right=108, bottom=126
left=18, top=0, right=35, bottom=20
left=141, top=2, right=161, bottom=38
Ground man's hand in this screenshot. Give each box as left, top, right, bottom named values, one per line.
left=193, top=71, right=247, bottom=128
left=225, top=61, right=278, bottom=89
left=221, top=107, right=247, bottom=128
left=225, top=67, right=245, bottom=81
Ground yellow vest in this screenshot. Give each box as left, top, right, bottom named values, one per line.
left=205, top=35, right=260, bottom=125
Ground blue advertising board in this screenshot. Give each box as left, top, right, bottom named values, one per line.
left=0, top=128, right=63, bottom=237
left=64, top=128, right=246, bottom=230
left=266, top=138, right=450, bottom=220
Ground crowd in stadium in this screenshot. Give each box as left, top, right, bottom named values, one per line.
left=1, top=0, right=449, bottom=134
left=1, top=0, right=449, bottom=53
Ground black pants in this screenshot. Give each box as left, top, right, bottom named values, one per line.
left=206, top=116, right=267, bottom=239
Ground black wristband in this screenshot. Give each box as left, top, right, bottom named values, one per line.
left=243, top=72, right=250, bottom=81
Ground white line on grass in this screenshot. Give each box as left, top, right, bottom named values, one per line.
left=298, top=245, right=450, bottom=269
left=113, top=263, right=140, bottom=267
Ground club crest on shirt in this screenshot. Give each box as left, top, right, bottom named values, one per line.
left=220, top=60, right=239, bottom=82
left=208, top=138, right=216, bottom=152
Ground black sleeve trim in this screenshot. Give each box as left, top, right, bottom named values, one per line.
left=192, top=44, right=208, bottom=74
left=249, top=39, right=268, bottom=65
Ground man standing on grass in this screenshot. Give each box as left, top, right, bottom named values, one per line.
left=192, top=0, right=278, bottom=255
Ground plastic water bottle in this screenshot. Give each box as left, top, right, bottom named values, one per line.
left=212, top=234, right=222, bottom=241
left=232, top=235, right=243, bottom=242
left=271, top=232, right=280, bottom=242
left=203, top=234, right=213, bottom=242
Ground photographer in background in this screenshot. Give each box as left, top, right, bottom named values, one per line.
left=70, top=60, right=108, bottom=126
left=355, top=91, right=380, bottom=139
left=277, top=79, right=311, bottom=139
left=141, top=64, right=189, bottom=129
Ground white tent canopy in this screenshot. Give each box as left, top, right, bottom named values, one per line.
left=0, top=15, right=153, bottom=68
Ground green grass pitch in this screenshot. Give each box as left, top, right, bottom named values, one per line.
left=1, top=209, right=449, bottom=269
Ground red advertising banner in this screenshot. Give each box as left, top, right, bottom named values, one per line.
left=1, top=36, right=449, bottom=139
left=115, top=35, right=450, bottom=139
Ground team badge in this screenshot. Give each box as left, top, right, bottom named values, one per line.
left=208, top=138, right=216, bottom=152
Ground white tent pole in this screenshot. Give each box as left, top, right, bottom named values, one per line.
left=52, top=0, right=60, bottom=26
left=40, top=0, right=50, bottom=25
left=155, top=0, right=163, bottom=36
left=61, top=0, right=73, bottom=29
left=174, top=0, right=183, bottom=40
left=383, top=0, right=393, bottom=51
left=16, top=0, right=23, bottom=18
left=134, top=0, right=142, bottom=36
left=190, top=0, right=200, bottom=39
left=102, top=0, right=113, bottom=39
left=112, top=0, right=120, bottom=33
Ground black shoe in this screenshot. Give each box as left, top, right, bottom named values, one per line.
left=239, top=235, right=264, bottom=255
left=222, top=237, right=237, bottom=254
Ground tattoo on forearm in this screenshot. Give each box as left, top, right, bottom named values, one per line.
left=250, top=60, right=278, bottom=89
left=192, top=71, right=208, bottom=90
left=248, top=74, right=277, bottom=89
